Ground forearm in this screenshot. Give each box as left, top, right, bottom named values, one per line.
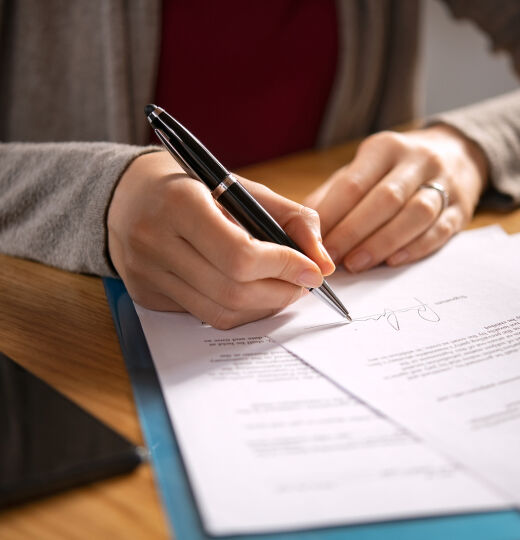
left=0, top=141, right=159, bottom=275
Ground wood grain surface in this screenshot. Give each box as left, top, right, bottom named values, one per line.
left=1, top=138, right=518, bottom=539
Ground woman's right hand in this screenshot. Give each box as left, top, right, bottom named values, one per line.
left=107, top=152, right=335, bottom=329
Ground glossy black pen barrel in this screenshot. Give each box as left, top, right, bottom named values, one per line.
left=144, top=104, right=351, bottom=320
left=148, top=106, right=227, bottom=189
left=214, top=179, right=351, bottom=319
left=215, top=180, right=300, bottom=250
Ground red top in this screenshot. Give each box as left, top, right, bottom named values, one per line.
left=154, top=1, right=338, bottom=169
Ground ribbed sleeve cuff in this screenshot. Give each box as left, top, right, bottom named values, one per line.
left=0, top=142, right=161, bottom=277
left=81, top=143, right=161, bottom=276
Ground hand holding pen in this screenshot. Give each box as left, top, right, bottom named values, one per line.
left=107, top=110, right=341, bottom=329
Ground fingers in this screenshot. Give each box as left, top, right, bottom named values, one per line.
left=173, top=187, right=324, bottom=288
left=323, top=157, right=440, bottom=263
left=386, top=206, right=463, bottom=267
left=240, top=177, right=335, bottom=275
left=156, top=236, right=307, bottom=311
left=120, top=230, right=306, bottom=328
left=110, top=160, right=325, bottom=329
left=308, top=134, right=397, bottom=234
left=342, top=183, right=445, bottom=272
left=130, top=289, right=186, bottom=312
left=306, top=127, right=485, bottom=272
left=134, top=266, right=284, bottom=330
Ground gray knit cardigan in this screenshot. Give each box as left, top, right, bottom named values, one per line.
left=1, top=0, right=519, bottom=276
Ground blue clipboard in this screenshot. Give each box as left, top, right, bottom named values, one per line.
left=103, top=277, right=520, bottom=540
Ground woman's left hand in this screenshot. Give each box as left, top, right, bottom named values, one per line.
left=305, top=125, right=488, bottom=272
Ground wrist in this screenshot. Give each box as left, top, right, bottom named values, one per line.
left=426, top=123, right=489, bottom=195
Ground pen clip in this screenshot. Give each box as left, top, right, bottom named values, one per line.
left=154, top=129, right=200, bottom=180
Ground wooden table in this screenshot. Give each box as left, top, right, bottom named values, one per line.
left=1, top=139, right=519, bottom=539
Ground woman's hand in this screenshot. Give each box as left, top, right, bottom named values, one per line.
left=305, top=125, right=488, bottom=271
left=107, top=152, right=334, bottom=329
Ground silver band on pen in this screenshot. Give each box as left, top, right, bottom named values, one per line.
left=212, top=174, right=238, bottom=199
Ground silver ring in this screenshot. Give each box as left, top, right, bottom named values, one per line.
left=419, top=181, right=449, bottom=211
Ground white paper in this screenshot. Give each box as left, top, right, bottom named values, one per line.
left=135, top=264, right=508, bottom=537
left=249, top=227, right=520, bottom=506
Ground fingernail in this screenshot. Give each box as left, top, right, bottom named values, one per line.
left=388, top=249, right=409, bottom=266
left=319, top=242, right=335, bottom=268
left=345, top=250, right=372, bottom=272
left=298, top=269, right=323, bottom=288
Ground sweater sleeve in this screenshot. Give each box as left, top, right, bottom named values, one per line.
left=428, top=90, right=520, bottom=209
left=426, top=0, right=520, bottom=208
left=0, top=142, right=159, bottom=276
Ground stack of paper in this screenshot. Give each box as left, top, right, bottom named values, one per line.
left=136, top=226, right=518, bottom=535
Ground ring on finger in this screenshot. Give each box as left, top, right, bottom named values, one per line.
left=419, top=181, right=449, bottom=212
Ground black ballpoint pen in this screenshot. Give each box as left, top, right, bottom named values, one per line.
left=144, top=104, right=351, bottom=321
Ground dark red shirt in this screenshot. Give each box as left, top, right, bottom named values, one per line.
left=154, top=1, right=338, bottom=168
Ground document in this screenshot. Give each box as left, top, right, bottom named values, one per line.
left=135, top=255, right=508, bottom=537
left=251, top=227, right=520, bottom=507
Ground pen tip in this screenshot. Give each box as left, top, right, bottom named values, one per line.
left=144, top=104, right=157, bottom=116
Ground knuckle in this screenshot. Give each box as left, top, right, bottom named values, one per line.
left=165, top=179, right=204, bottom=220
left=380, top=183, right=405, bottom=208
left=223, top=282, right=249, bottom=311
left=125, top=218, right=150, bottom=250
left=342, top=172, right=365, bottom=200
left=276, top=247, right=296, bottom=280
left=209, top=307, right=238, bottom=330
left=165, top=180, right=189, bottom=206
left=329, top=167, right=365, bottom=202
left=297, top=205, right=321, bottom=236
left=419, top=148, right=443, bottom=172
left=415, top=194, right=439, bottom=222
left=299, top=205, right=320, bottom=225
left=436, top=218, right=453, bottom=240
left=367, top=130, right=406, bottom=151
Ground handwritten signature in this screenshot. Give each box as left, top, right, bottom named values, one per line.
left=305, top=298, right=440, bottom=332
left=353, top=298, right=440, bottom=330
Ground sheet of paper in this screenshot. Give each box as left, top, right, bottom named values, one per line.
left=136, top=282, right=507, bottom=535
left=249, top=227, right=520, bottom=506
